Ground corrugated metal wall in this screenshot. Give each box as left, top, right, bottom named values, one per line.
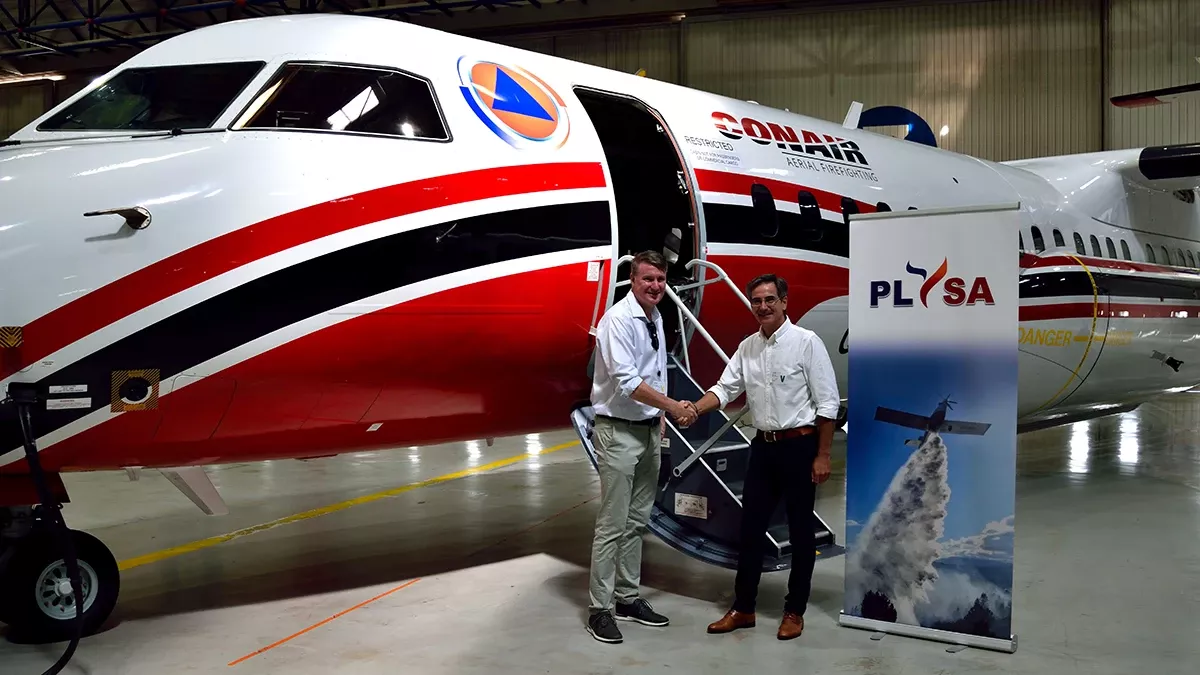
left=0, top=73, right=94, bottom=139
left=1, top=0, right=1196, bottom=160
left=0, top=82, right=51, bottom=139
left=683, top=0, right=1101, bottom=161
left=1107, top=0, right=1200, bottom=150
left=499, top=26, right=681, bottom=83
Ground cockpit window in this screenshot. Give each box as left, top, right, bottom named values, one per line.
left=38, top=62, right=265, bottom=131
left=232, top=62, right=449, bottom=141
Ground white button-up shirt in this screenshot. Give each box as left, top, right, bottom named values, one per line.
left=707, top=320, right=841, bottom=431
left=591, top=291, right=668, bottom=421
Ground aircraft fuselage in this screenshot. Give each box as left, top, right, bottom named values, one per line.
left=1, top=14, right=1198, bottom=483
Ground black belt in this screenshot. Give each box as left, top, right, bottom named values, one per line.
left=596, top=414, right=661, bottom=427
left=758, top=426, right=816, bottom=442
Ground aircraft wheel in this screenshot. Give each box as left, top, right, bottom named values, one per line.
left=1, top=530, right=120, bottom=642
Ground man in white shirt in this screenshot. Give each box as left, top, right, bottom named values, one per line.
left=688, top=273, right=840, bottom=641
left=585, top=250, right=697, bottom=644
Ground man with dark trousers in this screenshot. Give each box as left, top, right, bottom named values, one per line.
left=688, top=273, right=840, bottom=640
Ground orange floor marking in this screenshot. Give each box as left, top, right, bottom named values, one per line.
left=227, top=578, right=421, bottom=667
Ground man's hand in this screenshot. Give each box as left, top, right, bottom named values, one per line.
left=670, top=400, right=697, bottom=427
left=811, top=454, right=831, bottom=484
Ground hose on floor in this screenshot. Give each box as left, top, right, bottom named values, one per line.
left=5, top=382, right=84, bottom=675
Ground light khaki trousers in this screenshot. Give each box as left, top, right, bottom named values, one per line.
left=588, top=415, right=662, bottom=612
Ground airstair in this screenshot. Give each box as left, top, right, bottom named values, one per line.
left=570, top=257, right=844, bottom=572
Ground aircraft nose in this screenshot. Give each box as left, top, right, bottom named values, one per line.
left=0, top=135, right=227, bottom=378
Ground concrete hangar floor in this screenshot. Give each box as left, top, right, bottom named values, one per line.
left=3, top=396, right=1200, bottom=674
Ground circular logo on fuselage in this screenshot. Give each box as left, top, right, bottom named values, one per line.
left=457, top=57, right=570, bottom=149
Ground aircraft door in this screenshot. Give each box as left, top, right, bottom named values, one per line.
left=572, top=86, right=702, bottom=354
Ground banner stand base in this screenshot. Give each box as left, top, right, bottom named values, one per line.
left=838, top=612, right=1018, bottom=654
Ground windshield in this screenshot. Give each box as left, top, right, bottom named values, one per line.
left=38, top=62, right=265, bottom=131
left=234, top=63, right=449, bottom=141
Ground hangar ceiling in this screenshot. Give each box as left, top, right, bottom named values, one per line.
left=0, top=0, right=936, bottom=76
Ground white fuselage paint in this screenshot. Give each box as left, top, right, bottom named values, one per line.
left=3, top=14, right=1199, bottom=470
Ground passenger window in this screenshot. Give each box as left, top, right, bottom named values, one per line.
left=1105, top=237, right=1117, bottom=258
left=1162, top=246, right=1171, bottom=264
left=234, top=62, right=449, bottom=140
left=876, top=201, right=892, bottom=212
left=1090, top=235, right=1101, bottom=257
left=1120, top=240, right=1131, bottom=260
left=1146, top=244, right=1156, bottom=263
left=797, top=191, right=822, bottom=241
left=1031, top=226, right=1045, bottom=252
left=39, top=61, right=265, bottom=131
left=841, top=197, right=859, bottom=226
left=751, top=183, right=778, bottom=237
left=1178, top=249, right=1186, bottom=267
left=1072, top=232, right=1085, bottom=255
left=1189, top=251, right=1196, bottom=267
left=1052, top=229, right=1065, bottom=248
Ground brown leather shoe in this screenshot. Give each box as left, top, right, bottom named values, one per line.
left=707, top=609, right=756, bottom=634
left=777, top=611, right=804, bottom=640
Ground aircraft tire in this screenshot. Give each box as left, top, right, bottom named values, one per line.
left=1, top=529, right=120, bottom=643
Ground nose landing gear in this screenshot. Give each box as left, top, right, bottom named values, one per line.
left=1, top=527, right=119, bottom=643
left=1, top=382, right=120, bottom=674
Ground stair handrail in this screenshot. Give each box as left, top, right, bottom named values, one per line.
left=685, top=259, right=755, bottom=315
left=610, top=254, right=730, bottom=366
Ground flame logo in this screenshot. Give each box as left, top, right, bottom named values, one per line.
left=919, top=258, right=949, bottom=307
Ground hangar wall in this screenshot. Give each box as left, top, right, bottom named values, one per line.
left=499, top=0, right=1196, bottom=162
left=1, top=0, right=1197, bottom=160
left=1107, top=0, right=1200, bottom=150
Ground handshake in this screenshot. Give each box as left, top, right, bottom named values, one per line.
left=668, top=399, right=699, bottom=427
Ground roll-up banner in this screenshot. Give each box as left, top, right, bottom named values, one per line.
left=839, top=203, right=1021, bottom=654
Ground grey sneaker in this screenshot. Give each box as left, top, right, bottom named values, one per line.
left=616, top=598, right=670, bottom=626
left=586, top=610, right=623, bottom=643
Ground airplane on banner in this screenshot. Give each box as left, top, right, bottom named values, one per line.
left=2, top=13, right=1200, bottom=644
left=874, top=396, right=992, bottom=448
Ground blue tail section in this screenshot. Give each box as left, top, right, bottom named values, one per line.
left=859, top=106, right=937, bottom=147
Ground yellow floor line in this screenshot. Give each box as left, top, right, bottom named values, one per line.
left=118, top=440, right=581, bottom=571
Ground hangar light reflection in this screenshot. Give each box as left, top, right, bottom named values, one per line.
left=526, top=434, right=543, bottom=471
left=1118, top=416, right=1140, bottom=466
left=1069, top=422, right=1090, bottom=474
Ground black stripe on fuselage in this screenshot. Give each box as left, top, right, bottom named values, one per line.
left=703, top=202, right=850, bottom=258
left=704, top=201, right=1200, bottom=302
left=0, top=200, right=611, bottom=451
left=1021, top=269, right=1200, bottom=301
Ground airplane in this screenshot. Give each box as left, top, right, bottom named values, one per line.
left=2, top=12, right=1199, bottom=645
left=874, top=396, right=992, bottom=448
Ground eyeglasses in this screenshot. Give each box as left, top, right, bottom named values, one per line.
left=750, top=296, right=780, bottom=307
left=646, top=321, right=659, bottom=351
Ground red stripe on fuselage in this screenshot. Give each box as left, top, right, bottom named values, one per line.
left=2, top=162, right=607, bottom=380
left=693, top=168, right=878, bottom=215
left=11, top=261, right=600, bottom=473
left=1020, top=302, right=1200, bottom=321
left=1023, top=253, right=1200, bottom=277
